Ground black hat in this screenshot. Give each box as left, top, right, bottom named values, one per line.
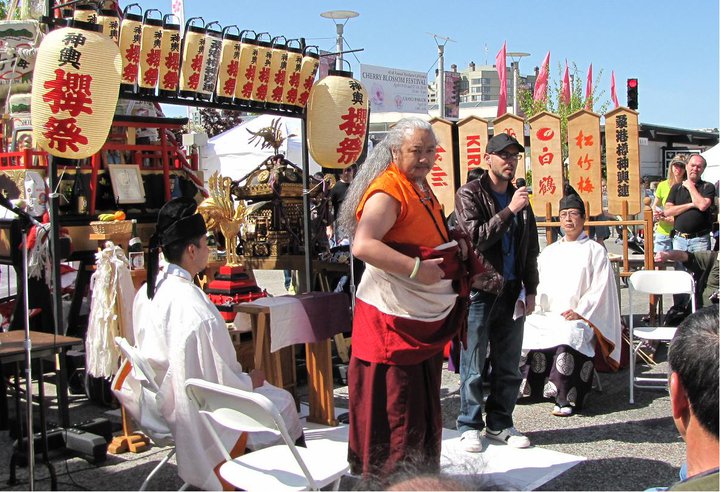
left=147, top=197, right=207, bottom=298
left=559, top=193, right=586, bottom=215
left=487, top=133, right=523, bottom=154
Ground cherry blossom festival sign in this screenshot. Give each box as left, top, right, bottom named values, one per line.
left=31, top=24, right=121, bottom=159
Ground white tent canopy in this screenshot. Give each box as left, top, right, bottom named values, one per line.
left=201, top=114, right=322, bottom=185
left=701, top=143, right=720, bottom=186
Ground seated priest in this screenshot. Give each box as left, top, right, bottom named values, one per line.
left=519, top=193, right=622, bottom=417
left=116, top=197, right=303, bottom=490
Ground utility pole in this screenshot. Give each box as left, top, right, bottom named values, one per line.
left=428, top=33, right=455, bottom=119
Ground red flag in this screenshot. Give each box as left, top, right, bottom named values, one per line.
left=533, top=51, right=550, bottom=102
left=611, top=70, right=619, bottom=108
left=561, top=60, right=570, bottom=106
left=496, top=41, right=507, bottom=117
left=585, top=63, right=593, bottom=110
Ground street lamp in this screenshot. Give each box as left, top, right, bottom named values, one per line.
left=320, top=10, right=359, bottom=70
left=507, top=51, right=530, bottom=115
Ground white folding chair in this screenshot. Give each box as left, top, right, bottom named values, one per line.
left=114, top=337, right=188, bottom=491
left=185, top=378, right=350, bottom=491
left=628, top=270, right=695, bottom=404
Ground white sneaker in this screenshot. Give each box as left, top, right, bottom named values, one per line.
left=485, top=427, right=531, bottom=448
left=459, top=429, right=484, bottom=453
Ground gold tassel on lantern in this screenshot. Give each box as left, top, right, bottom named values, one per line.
left=215, top=26, right=241, bottom=104
left=97, top=8, right=121, bottom=43
left=250, top=32, right=272, bottom=107
left=265, top=36, right=288, bottom=111
left=199, top=21, right=222, bottom=101
left=158, top=14, right=181, bottom=97
left=233, top=30, right=259, bottom=106
left=179, top=17, right=207, bottom=99
left=118, top=3, right=143, bottom=93
left=282, top=39, right=304, bottom=110
left=296, top=46, right=320, bottom=109
left=31, top=22, right=122, bottom=160
left=307, top=69, right=369, bottom=169
left=137, top=9, right=163, bottom=95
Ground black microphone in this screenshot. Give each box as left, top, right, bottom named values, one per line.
left=0, top=194, right=41, bottom=226
left=515, top=178, right=527, bottom=222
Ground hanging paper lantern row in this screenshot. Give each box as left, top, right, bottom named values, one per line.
left=72, top=3, right=97, bottom=24
left=158, top=14, right=181, bottom=96
left=63, top=4, right=320, bottom=113
left=117, top=3, right=142, bottom=92
left=137, top=9, right=163, bottom=95
left=307, top=69, right=369, bottom=169
left=31, top=23, right=122, bottom=159
left=215, top=26, right=242, bottom=104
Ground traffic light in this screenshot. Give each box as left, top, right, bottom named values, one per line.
left=627, top=78, right=638, bottom=110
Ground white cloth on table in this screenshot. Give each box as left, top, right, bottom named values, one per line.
left=524, top=233, right=622, bottom=364
left=234, top=296, right=314, bottom=352
left=118, top=263, right=302, bottom=491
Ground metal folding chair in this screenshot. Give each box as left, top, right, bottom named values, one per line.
left=627, top=270, right=695, bottom=404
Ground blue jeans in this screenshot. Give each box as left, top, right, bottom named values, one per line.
left=672, top=234, right=710, bottom=306
left=653, top=232, right=673, bottom=253
left=457, top=283, right=524, bottom=433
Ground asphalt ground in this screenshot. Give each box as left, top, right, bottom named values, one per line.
left=0, top=228, right=689, bottom=491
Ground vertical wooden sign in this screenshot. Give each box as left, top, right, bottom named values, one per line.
left=429, top=118, right=456, bottom=214
left=457, top=116, right=489, bottom=184
left=567, top=109, right=602, bottom=216
left=605, top=107, right=640, bottom=216
left=528, top=111, right=563, bottom=216
left=493, top=112, right=526, bottom=181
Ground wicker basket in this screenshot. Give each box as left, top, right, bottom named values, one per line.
left=90, top=220, right=132, bottom=235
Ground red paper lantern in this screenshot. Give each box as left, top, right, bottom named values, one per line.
left=199, top=21, right=222, bottom=100
left=265, top=36, right=288, bottom=110
left=250, top=33, right=272, bottom=106
left=295, top=47, right=319, bottom=109
left=179, top=17, right=207, bottom=99
left=307, top=69, right=368, bottom=168
left=215, top=26, right=241, bottom=103
left=118, top=3, right=143, bottom=92
left=233, top=31, right=259, bottom=105
left=31, top=24, right=121, bottom=159
left=137, top=9, right=163, bottom=95
left=97, top=8, right=121, bottom=43
left=282, top=40, right=303, bottom=108
left=158, top=14, right=181, bottom=96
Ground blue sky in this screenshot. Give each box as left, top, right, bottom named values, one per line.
left=136, top=0, right=719, bottom=130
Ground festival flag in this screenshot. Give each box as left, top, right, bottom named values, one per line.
left=172, top=0, right=185, bottom=31
left=610, top=70, right=619, bottom=108
left=496, top=41, right=507, bottom=117
left=533, top=51, right=550, bottom=102
left=561, top=60, right=570, bottom=106
left=585, top=63, right=593, bottom=110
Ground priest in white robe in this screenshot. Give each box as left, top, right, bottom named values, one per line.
left=114, top=198, right=302, bottom=490
left=520, top=194, right=622, bottom=416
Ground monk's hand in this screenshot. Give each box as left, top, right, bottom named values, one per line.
left=416, top=257, right=445, bottom=285
left=249, top=368, right=265, bottom=389
left=562, top=309, right=580, bottom=321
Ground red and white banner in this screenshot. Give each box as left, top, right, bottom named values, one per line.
left=495, top=42, right=507, bottom=117
left=533, top=51, right=550, bottom=102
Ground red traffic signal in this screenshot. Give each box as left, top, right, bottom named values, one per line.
left=627, top=78, right=638, bottom=110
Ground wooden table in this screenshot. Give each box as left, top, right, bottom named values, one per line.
left=0, top=331, right=83, bottom=429
left=235, top=292, right=351, bottom=426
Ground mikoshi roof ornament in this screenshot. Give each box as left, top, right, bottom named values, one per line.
left=307, top=66, right=368, bottom=168
left=31, top=21, right=121, bottom=159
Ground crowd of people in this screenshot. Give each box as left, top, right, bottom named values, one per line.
left=115, top=118, right=718, bottom=490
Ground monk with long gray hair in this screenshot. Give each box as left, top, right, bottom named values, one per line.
left=339, top=118, right=478, bottom=485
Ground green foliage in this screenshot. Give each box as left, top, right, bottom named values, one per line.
left=519, top=62, right=610, bottom=167
left=198, top=108, right=245, bottom=138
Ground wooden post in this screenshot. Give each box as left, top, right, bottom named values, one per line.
left=545, top=202, right=553, bottom=245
